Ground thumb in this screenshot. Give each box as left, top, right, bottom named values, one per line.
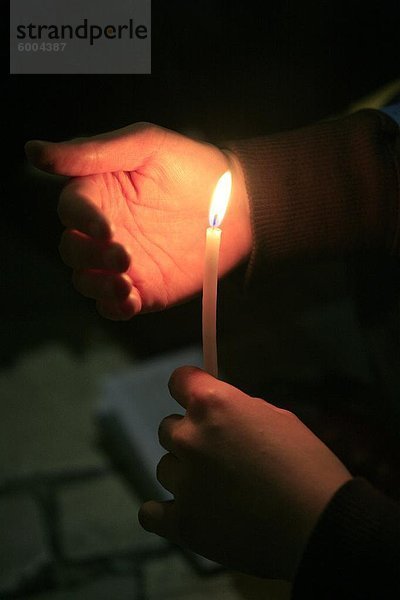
left=25, top=121, right=161, bottom=176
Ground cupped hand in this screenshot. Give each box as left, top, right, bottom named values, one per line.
left=138, top=367, right=352, bottom=580
left=25, top=123, right=251, bottom=319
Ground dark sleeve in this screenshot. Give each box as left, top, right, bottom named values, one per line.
left=292, top=478, right=400, bottom=600
left=226, top=109, right=400, bottom=282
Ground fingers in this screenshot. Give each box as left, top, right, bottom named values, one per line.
left=138, top=500, right=178, bottom=541
left=140, top=453, right=182, bottom=539
left=156, top=453, right=181, bottom=494
left=158, top=414, right=184, bottom=453
left=168, top=366, right=279, bottom=417
left=58, top=178, right=130, bottom=313
left=168, top=365, right=235, bottom=412
left=58, top=180, right=112, bottom=242
left=167, top=366, right=206, bottom=409
left=59, top=230, right=130, bottom=272
left=72, top=270, right=132, bottom=301
left=96, top=291, right=142, bottom=321
left=25, top=122, right=162, bottom=176
left=60, top=230, right=139, bottom=320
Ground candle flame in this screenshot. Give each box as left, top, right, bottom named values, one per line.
left=208, top=171, right=232, bottom=227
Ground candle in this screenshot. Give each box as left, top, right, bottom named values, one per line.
left=202, top=171, right=232, bottom=378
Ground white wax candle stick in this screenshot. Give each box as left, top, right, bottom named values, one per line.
left=202, top=171, right=232, bottom=378
left=202, top=226, right=222, bottom=378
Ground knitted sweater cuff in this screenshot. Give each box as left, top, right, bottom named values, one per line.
left=226, top=109, right=399, bottom=284
left=292, top=477, right=400, bottom=599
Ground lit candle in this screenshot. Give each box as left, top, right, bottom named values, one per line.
left=202, top=171, right=232, bottom=378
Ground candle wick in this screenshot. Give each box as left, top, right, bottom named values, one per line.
left=212, top=214, right=218, bottom=227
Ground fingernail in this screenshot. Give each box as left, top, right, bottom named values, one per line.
left=24, top=140, right=47, bottom=161
left=115, top=289, right=141, bottom=318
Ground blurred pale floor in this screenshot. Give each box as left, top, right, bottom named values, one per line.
left=233, top=574, right=291, bottom=600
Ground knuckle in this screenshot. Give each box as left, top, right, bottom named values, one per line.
left=170, top=426, right=186, bottom=449
left=170, top=424, right=193, bottom=453
left=158, top=415, right=183, bottom=448
left=82, top=141, right=101, bottom=166
left=193, top=385, right=224, bottom=412
left=133, top=120, right=155, bottom=133
left=172, top=428, right=191, bottom=452
left=168, top=366, right=203, bottom=397
left=276, top=406, right=299, bottom=421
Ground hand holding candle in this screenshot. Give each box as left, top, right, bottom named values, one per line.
left=202, top=171, right=232, bottom=378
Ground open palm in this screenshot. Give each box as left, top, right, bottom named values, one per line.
left=26, top=123, right=251, bottom=319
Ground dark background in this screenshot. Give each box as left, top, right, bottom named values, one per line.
left=4, top=0, right=400, bottom=439
left=2, top=4, right=400, bottom=597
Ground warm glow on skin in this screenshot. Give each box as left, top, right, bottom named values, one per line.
left=208, top=171, right=232, bottom=227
